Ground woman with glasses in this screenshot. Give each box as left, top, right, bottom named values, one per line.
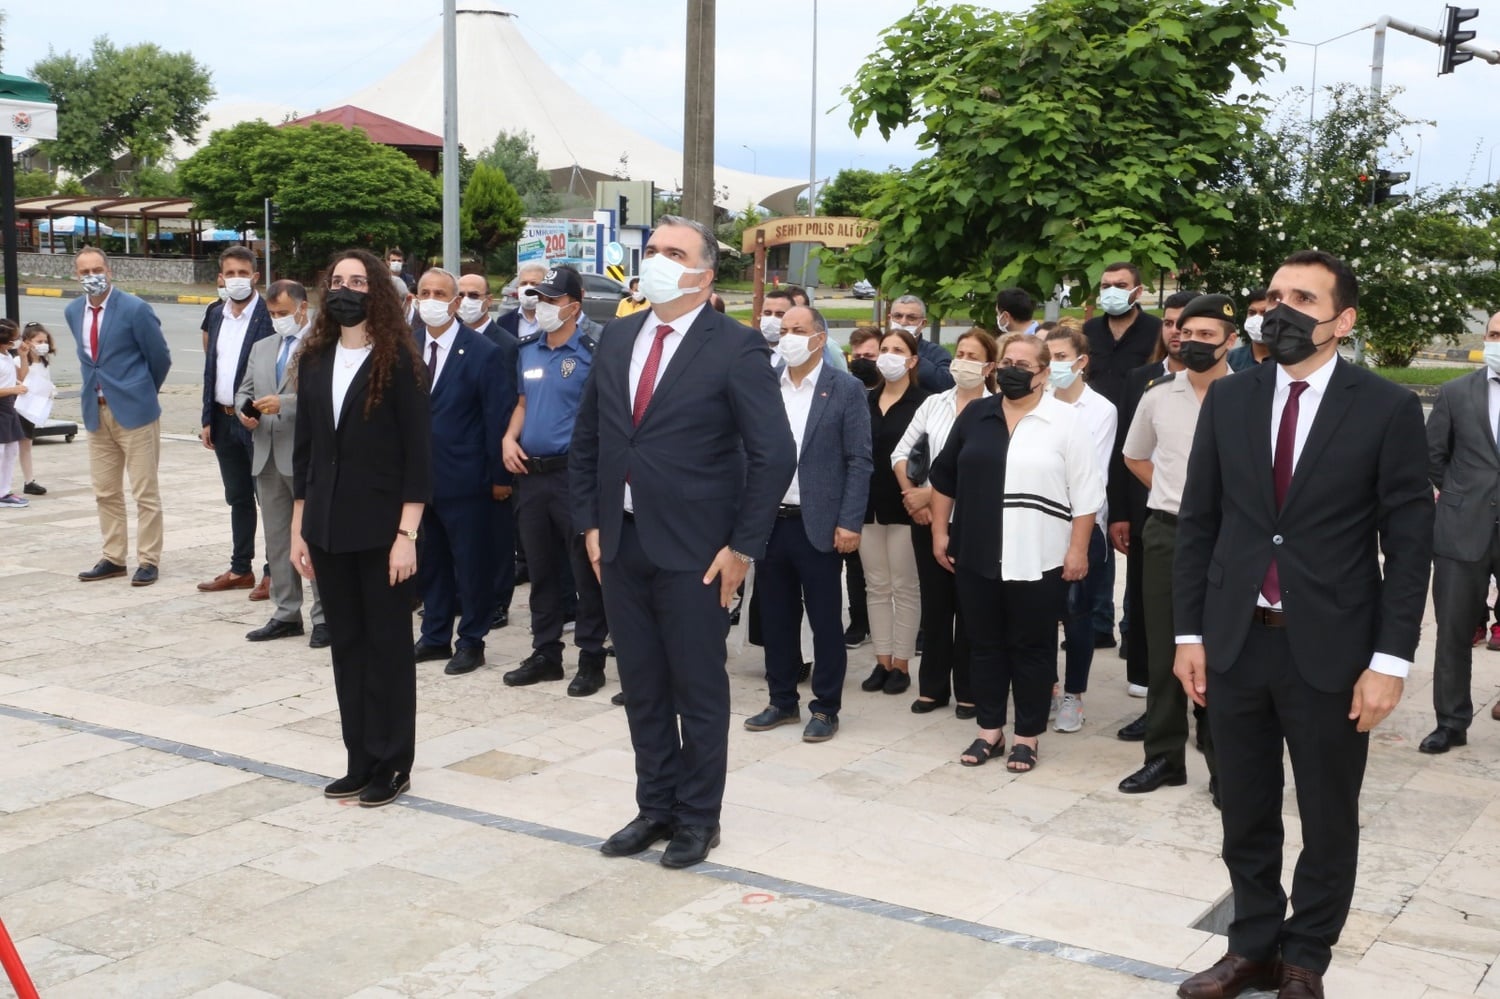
left=289, top=249, right=432, bottom=808
left=929, top=333, right=1104, bottom=772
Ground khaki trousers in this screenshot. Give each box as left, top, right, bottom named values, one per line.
left=88, top=405, right=163, bottom=567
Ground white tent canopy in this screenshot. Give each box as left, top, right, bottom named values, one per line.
left=343, top=1, right=806, bottom=214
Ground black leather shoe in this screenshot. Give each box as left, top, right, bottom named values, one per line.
left=131, top=565, right=159, bottom=587
left=661, top=824, right=720, bottom=868
left=744, top=704, right=800, bottom=731
left=883, top=669, right=911, bottom=695
left=413, top=642, right=452, bottom=663
left=1117, top=713, right=1147, bottom=741
left=611, top=690, right=626, bottom=706
left=911, top=697, right=950, bottom=714
left=1119, top=756, right=1188, bottom=794
left=308, top=624, right=332, bottom=649
left=503, top=651, right=564, bottom=686
left=1093, top=631, right=1117, bottom=649
left=568, top=652, right=607, bottom=697
left=1419, top=725, right=1468, bottom=754
left=844, top=624, right=868, bottom=649
left=445, top=646, right=485, bottom=675
left=955, top=703, right=977, bottom=720
left=860, top=664, right=889, bottom=691
left=358, top=772, right=410, bottom=807
left=600, top=815, right=673, bottom=857
left=489, top=606, right=509, bottom=629
left=77, top=557, right=121, bottom=582
left=803, top=712, right=838, bottom=742
left=1209, top=776, right=1221, bottom=810
left=323, top=774, right=369, bottom=799
left=246, top=618, right=304, bottom=642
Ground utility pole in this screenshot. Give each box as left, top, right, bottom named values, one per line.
left=681, top=0, right=716, bottom=232
left=441, top=0, right=460, bottom=273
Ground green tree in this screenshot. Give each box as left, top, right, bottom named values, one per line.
left=30, top=38, right=213, bottom=180
left=14, top=170, right=54, bottom=198
left=179, top=121, right=440, bottom=276
left=1200, top=84, right=1500, bottom=366
left=840, top=0, right=1286, bottom=320
left=818, top=168, right=885, bottom=218
left=478, top=130, right=559, bottom=216
left=461, top=161, right=525, bottom=261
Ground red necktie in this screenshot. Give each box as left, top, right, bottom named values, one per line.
left=632, top=324, right=673, bottom=427
left=1261, top=380, right=1308, bottom=604
left=427, top=340, right=439, bottom=388
left=89, top=306, right=101, bottom=360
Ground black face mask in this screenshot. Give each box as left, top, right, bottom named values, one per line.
left=998, top=365, right=1038, bottom=400
left=1179, top=339, right=1226, bottom=373
left=1261, top=304, right=1336, bottom=367
left=324, top=288, right=369, bottom=328
left=849, top=356, right=880, bottom=388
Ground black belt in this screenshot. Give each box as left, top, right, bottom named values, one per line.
left=1252, top=607, right=1286, bottom=628
left=776, top=504, right=802, bottom=519
left=525, top=454, right=569, bottom=474
left=1148, top=509, right=1178, bottom=526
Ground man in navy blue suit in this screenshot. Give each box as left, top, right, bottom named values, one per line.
left=410, top=268, right=516, bottom=677
left=198, top=246, right=275, bottom=596
left=572, top=216, right=797, bottom=869
left=745, top=305, right=871, bottom=743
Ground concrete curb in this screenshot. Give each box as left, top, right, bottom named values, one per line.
left=1415, top=346, right=1483, bottom=363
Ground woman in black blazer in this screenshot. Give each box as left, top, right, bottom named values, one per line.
left=290, top=248, right=432, bottom=808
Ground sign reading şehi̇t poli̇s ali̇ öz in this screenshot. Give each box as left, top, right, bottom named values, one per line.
left=742, top=216, right=876, bottom=316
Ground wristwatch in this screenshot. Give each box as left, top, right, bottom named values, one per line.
left=397, top=527, right=419, bottom=541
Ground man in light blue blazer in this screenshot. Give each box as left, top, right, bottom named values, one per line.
left=745, top=305, right=873, bottom=743
left=64, top=248, right=172, bottom=586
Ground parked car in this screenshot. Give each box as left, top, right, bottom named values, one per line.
left=498, top=270, right=628, bottom=325
left=852, top=279, right=876, bottom=299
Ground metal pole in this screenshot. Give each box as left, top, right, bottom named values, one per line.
left=263, top=197, right=273, bottom=284
left=0, top=137, right=16, bottom=322
left=441, top=0, right=460, bottom=273
left=808, top=0, right=817, bottom=221
left=1414, top=133, right=1423, bottom=193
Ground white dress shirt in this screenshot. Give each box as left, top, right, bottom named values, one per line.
left=423, top=321, right=460, bottom=390
left=623, top=303, right=707, bottom=513
left=215, top=292, right=258, bottom=406
left=1487, top=370, right=1500, bottom=447
left=1060, top=383, right=1116, bottom=524
left=517, top=309, right=541, bottom=339
left=331, top=344, right=371, bottom=430
left=779, top=361, right=823, bottom=505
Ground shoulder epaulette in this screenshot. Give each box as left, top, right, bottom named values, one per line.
left=1144, top=371, right=1176, bottom=391
left=579, top=334, right=597, bottom=354
left=517, top=332, right=542, bottom=347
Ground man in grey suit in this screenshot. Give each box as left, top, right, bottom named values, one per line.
left=745, top=305, right=872, bottom=742
left=1422, top=308, right=1500, bottom=753
left=235, top=280, right=327, bottom=647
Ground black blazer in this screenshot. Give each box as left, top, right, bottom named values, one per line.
left=570, top=306, right=797, bottom=572
left=203, top=296, right=274, bottom=437
left=1107, top=359, right=1168, bottom=531
left=294, top=343, right=433, bottom=554
left=1173, top=358, right=1433, bottom=693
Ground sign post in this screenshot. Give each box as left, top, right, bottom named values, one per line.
left=740, top=216, right=876, bottom=320
left=0, top=74, right=58, bottom=322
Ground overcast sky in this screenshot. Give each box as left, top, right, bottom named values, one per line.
left=4, top=1, right=1497, bottom=192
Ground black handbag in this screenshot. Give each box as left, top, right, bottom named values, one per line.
left=905, top=433, right=931, bottom=486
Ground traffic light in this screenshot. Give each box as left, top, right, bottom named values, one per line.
left=1374, top=169, right=1411, bottom=206
left=1440, top=5, right=1479, bottom=75
left=617, top=194, right=629, bottom=229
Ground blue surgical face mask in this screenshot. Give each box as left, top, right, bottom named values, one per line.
left=1485, top=341, right=1500, bottom=374
left=1098, top=285, right=1134, bottom=316
left=1049, top=359, right=1080, bottom=389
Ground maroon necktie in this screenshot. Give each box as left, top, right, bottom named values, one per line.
left=427, top=340, right=438, bottom=387
left=1261, top=380, right=1308, bottom=604
left=632, top=324, right=673, bottom=427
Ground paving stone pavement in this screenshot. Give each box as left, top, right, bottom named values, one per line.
left=2, top=389, right=1499, bottom=997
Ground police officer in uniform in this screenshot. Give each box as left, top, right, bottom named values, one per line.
left=501, top=266, right=610, bottom=696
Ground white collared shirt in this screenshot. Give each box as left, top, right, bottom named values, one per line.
left=996, top=394, right=1106, bottom=580
left=779, top=361, right=823, bottom=505
left=517, top=309, right=541, bottom=339
left=1489, top=370, right=1500, bottom=447
left=1061, top=383, right=1116, bottom=523
left=623, top=303, right=708, bottom=514
left=215, top=292, right=259, bottom=405
left=423, top=321, right=460, bottom=390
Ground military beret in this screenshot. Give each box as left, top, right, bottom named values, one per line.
left=1175, top=293, right=1237, bottom=326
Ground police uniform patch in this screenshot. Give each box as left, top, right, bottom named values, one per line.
left=561, top=357, right=577, bottom=378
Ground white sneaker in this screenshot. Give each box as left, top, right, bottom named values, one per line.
left=1054, top=693, right=1084, bottom=733
left=1127, top=683, right=1148, bottom=698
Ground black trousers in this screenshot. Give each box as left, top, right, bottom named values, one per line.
left=491, top=497, right=516, bottom=614
left=1142, top=515, right=1215, bottom=774
left=603, top=518, right=731, bottom=827
left=955, top=565, right=1066, bottom=737
left=1122, top=528, right=1149, bottom=688
left=418, top=493, right=498, bottom=651
left=910, top=522, right=971, bottom=704
left=760, top=517, right=846, bottom=717
left=845, top=549, right=868, bottom=632
left=309, top=542, right=418, bottom=780
left=211, top=409, right=258, bottom=576
left=514, top=466, right=607, bottom=661
left=1431, top=528, right=1500, bottom=730
left=1209, top=621, right=1368, bottom=974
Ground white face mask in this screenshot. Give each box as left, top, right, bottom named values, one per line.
left=639, top=253, right=707, bottom=306
left=517, top=284, right=539, bottom=312
left=534, top=300, right=573, bottom=333
left=1049, top=359, right=1080, bottom=390
left=1098, top=286, right=1136, bottom=316
left=217, top=287, right=230, bottom=302
left=876, top=353, right=910, bottom=382
left=32, top=343, right=49, bottom=356
left=630, top=290, right=645, bottom=302
left=1485, top=342, right=1500, bottom=374
left=224, top=277, right=254, bottom=302
left=950, top=358, right=987, bottom=390
left=891, top=322, right=921, bottom=336
left=1243, top=314, right=1264, bottom=344
left=777, top=333, right=817, bottom=367
left=271, top=314, right=302, bottom=338
left=457, top=297, right=486, bottom=325
left=759, top=315, right=783, bottom=343
left=418, top=299, right=454, bottom=329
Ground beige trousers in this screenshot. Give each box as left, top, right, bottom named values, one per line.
left=861, top=522, right=921, bottom=660
left=89, top=406, right=164, bottom=567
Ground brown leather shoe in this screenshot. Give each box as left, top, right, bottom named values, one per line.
left=248, top=575, right=271, bottom=601
left=1491, top=699, right=1500, bottom=721
left=1277, top=964, right=1323, bottom=999
left=1177, top=953, right=1280, bottom=999
left=198, top=570, right=255, bottom=592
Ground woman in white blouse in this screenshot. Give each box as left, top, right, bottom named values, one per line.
left=929, top=334, right=1105, bottom=773
left=892, top=328, right=996, bottom=718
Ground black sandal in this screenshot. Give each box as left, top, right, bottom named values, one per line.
left=960, top=737, right=1003, bottom=767
left=1006, top=743, right=1038, bottom=773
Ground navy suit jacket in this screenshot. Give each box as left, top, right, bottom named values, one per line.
left=916, top=337, right=955, bottom=393
left=415, top=321, right=515, bottom=499
left=779, top=363, right=873, bottom=552
left=494, top=309, right=525, bottom=340
left=203, top=296, right=274, bottom=438
left=64, top=289, right=171, bottom=432
left=571, top=306, right=797, bottom=571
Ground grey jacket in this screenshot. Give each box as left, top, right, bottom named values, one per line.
left=235, top=329, right=303, bottom=477
left=1427, top=367, right=1500, bottom=562
left=779, top=362, right=873, bottom=552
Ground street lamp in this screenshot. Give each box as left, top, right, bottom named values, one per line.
left=742, top=144, right=756, bottom=174
left=1286, top=23, right=1377, bottom=127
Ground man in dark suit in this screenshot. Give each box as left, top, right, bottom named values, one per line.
left=1172, top=250, right=1433, bottom=999
left=572, top=215, right=797, bottom=869
left=494, top=263, right=547, bottom=340
left=887, top=294, right=954, bottom=392
left=410, top=268, right=515, bottom=677
left=744, top=305, right=871, bottom=742
left=1421, top=308, right=1500, bottom=753
left=199, top=246, right=275, bottom=596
